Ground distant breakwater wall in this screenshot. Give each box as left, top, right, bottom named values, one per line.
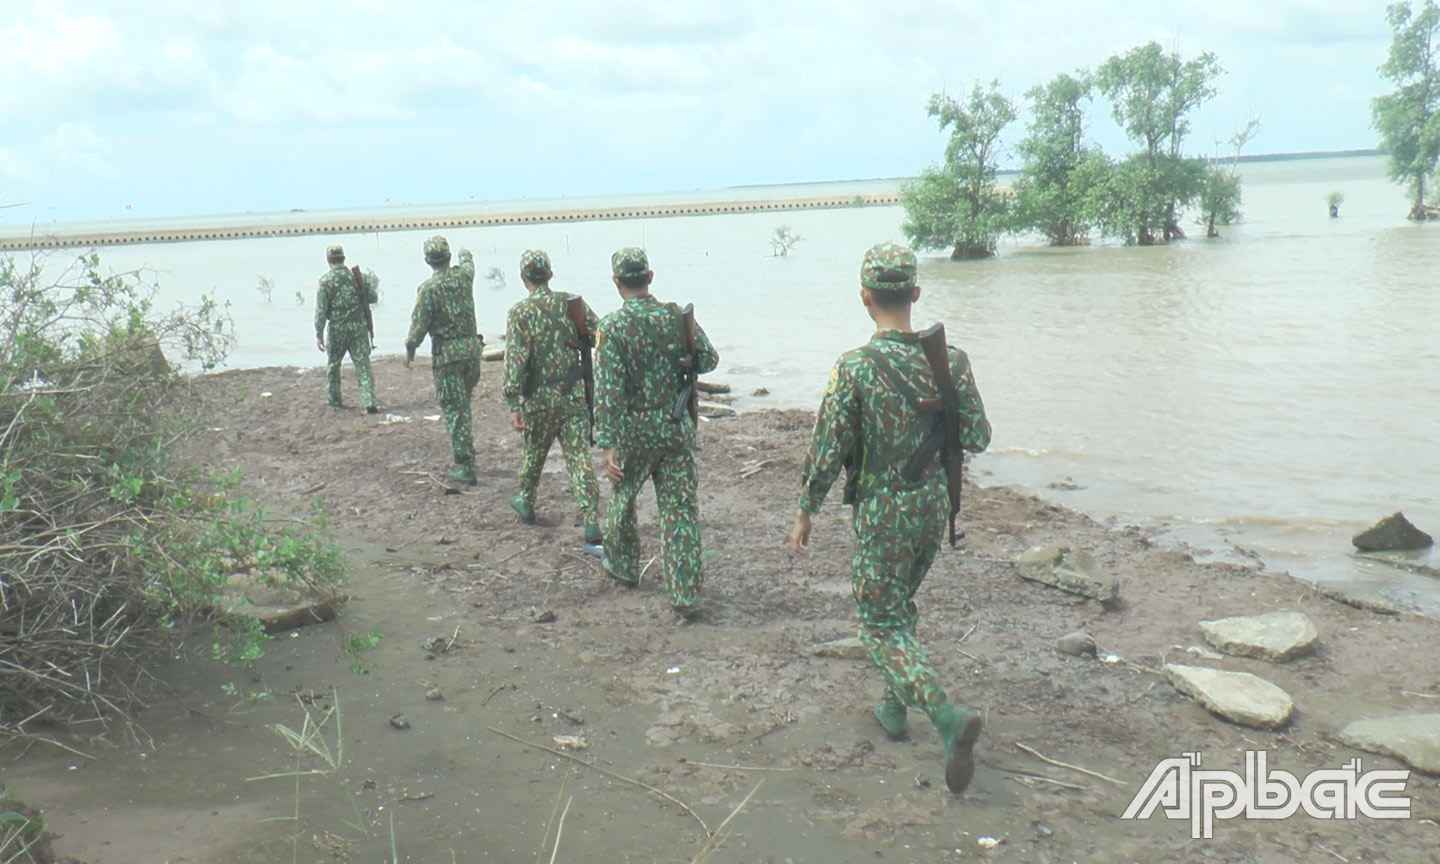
left=0, top=193, right=902, bottom=251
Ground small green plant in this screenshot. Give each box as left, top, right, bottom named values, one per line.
left=0, top=789, right=47, bottom=864
left=248, top=693, right=368, bottom=862
left=343, top=627, right=383, bottom=674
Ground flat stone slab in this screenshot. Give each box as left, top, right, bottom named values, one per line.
left=1163, top=664, right=1294, bottom=729
left=1358, top=551, right=1440, bottom=581
left=221, top=573, right=347, bottom=634
left=809, top=637, right=869, bottom=660
left=1312, top=580, right=1403, bottom=615
left=1339, top=714, right=1440, bottom=775
left=695, top=380, right=731, bottom=395
left=1015, top=546, right=1119, bottom=602
left=1352, top=512, right=1433, bottom=552
left=697, top=401, right=737, bottom=419
left=481, top=346, right=505, bottom=361
left=1198, top=611, right=1318, bottom=662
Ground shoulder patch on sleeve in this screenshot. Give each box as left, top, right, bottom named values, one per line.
left=825, top=364, right=840, bottom=396
left=594, top=327, right=604, bottom=351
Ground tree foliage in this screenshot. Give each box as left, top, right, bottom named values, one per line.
left=1371, top=0, right=1440, bottom=218
left=1095, top=42, right=1223, bottom=242
left=1198, top=117, right=1260, bottom=237
left=900, top=81, right=1016, bottom=259
left=1011, top=72, right=1102, bottom=245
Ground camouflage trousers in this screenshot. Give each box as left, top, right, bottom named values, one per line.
left=432, top=355, right=480, bottom=468
left=517, top=394, right=600, bottom=525
left=852, top=482, right=951, bottom=717
left=603, top=438, right=702, bottom=611
left=325, top=323, right=375, bottom=408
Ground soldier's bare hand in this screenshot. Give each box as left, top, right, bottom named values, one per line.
left=315, top=338, right=325, bottom=352
left=508, top=412, right=526, bottom=432
left=602, top=449, right=624, bottom=484
left=789, top=510, right=812, bottom=553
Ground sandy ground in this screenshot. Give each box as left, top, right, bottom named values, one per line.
left=14, top=354, right=1440, bottom=863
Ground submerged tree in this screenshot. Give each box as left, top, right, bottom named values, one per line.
left=769, top=224, right=804, bottom=256
left=1011, top=72, right=1104, bottom=245
left=1327, top=190, right=1345, bottom=217
left=1371, top=0, right=1440, bottom=220
left=1095, top=42, right=1223, bottom=243
left=1198, top=117, right=1260, bottom=237
left=901, top=80, right=1017, bottom=259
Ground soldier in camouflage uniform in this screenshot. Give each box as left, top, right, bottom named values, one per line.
left=314, top=244, right=378, bottom=412
left=502, top=249, right=604, bottom=549
left=594, top=247, right=719, bottom=618
left=404, top=235, right=483, bottom=486
left=789, top=242, right=991, bottom=794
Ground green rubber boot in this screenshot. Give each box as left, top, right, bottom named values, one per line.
left=600, top=556, right=637, bottom=588
left=583, top=523, right=602, bottom=545
left=509, top=493, right=536, bottom=524
left=932, top=702, right=983, bottom=794
left=448, top=464, right=477, bottom=486
left=873, top=694, right=909, bottom=741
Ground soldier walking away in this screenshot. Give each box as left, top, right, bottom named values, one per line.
left=502, top=249, right=604, bottom=552
left=314, top=244, right=378, bottom=412
left=404, top=235, right=483, bottom=486
left=788, top=242, right=992, bottom=794
left=593, top=247, right=718, bottom=618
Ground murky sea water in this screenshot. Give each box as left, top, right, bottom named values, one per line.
left=33, top=153, right=1438, bottom=609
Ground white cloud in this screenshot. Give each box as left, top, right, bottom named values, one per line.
left=0, top=0, right=1402, bottom=221
left=43, top=122, right=116, bottom=178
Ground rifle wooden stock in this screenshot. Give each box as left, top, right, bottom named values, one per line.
left=917, top=323, right=965, bottom=547
left=566, top=297, right=595, bottom=445
left=674, top=303, right=699, bottom=425
left=350, top=265, right=375, bottom=345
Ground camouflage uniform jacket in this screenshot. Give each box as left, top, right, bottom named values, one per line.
left=502, top=285, right=599, bottom=413
left=315, top=264, right=376, bottom=338
left=594, top=295, right=718, bottom=451
left=405, top=250, right=480, bottom=364
left=798, top=329, right=990, bottom=514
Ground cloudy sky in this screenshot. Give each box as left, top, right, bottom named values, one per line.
left=0, top=0, right=1396, bottom=224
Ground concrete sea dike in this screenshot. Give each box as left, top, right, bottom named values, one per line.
left=0, top=194, right=904, bottom=251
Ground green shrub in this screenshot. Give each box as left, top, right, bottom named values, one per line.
left=0, top=251, right=347, bottom=735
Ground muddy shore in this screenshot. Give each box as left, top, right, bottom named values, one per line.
left=8, top=354, right=1439, bottom=863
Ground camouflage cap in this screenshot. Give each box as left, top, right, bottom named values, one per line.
left=860, top=242, right=917, bottom=292
left=326, top=244, right=345, bottom=260
left=520, top=249, right=552, bottom=281
left=423, top=235, right=450, bottom=265
left=611, top=246, right=650, bottom=278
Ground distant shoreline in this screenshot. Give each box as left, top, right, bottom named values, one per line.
left=0, top=148, right=1381, bottom=251
left=0, top=192, right=902, bottom=252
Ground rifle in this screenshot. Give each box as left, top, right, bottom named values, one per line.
left=350, top=265, right=375, bottom=345
left=566, top=296, right=595, bottom=445
left=671, top=303, right=699, bottom=425
left=917, top=323, right=965, bottom=547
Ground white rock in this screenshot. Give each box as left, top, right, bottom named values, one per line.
left=1199, top=611, right=1319, bottom=662
left=1339, top=714, right=1440, bottom=774
left=1163, top=664, right=1294, bottom=729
